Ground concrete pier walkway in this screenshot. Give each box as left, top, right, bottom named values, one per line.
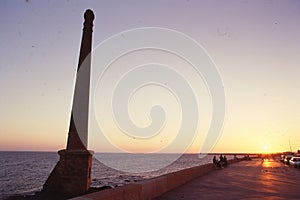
left=155, top=159, right=300, bottom=200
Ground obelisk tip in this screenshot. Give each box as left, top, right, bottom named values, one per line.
left=84, top=9, right=94, bottom=21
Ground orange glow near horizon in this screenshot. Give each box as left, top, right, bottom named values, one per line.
left=263, top=144, right=269, bottom=153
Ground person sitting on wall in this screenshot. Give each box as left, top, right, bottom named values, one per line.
left=213, top=156, right=221, bottom=169
left=220, top=154, right=224, bottom=163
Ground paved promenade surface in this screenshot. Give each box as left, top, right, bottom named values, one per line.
left=155, top=159, right=300, bottom=200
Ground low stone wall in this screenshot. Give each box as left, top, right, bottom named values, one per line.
left=72, top=160, right=240, bottom=200
left=136, top=163, right=216, bottom=200
left=72, top=184, right=142, bottom=200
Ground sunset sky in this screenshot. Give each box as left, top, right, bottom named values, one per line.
left=0, top=0, right=299, bottom=153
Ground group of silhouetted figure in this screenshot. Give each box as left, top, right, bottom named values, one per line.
left=213, top=154, right=228, bottom=169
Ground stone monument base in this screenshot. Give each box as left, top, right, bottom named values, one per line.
left=42, top=149, right=93, bottom=197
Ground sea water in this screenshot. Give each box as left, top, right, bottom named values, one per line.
left=0, top=151, right=229, bottom=199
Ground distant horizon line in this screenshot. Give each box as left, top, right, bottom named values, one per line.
left=0, top=150, right=288, bottom=155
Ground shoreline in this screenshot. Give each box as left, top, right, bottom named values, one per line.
left=4, top=158, right=240, bottom=200
left=1, top=154, right=260, bottom=200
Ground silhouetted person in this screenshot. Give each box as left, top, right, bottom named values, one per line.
left=213, top=156, right=221, bottom=169
left=213, top=156, right=217, bottom=164
left=220, top=154, right=224, bottom=162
